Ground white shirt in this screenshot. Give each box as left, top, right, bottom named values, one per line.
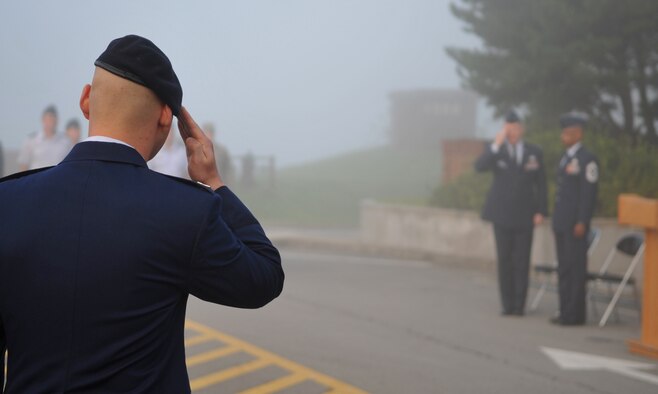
left=491, top=141, right=523, bottom=165
left=149, top=142, right=188, bottom=179
left=17, top=132, right=73, bottom=170
left=560, top=142, right=582, bottom=167
left=566, top=142, right=582, bottom=158
left=83, top=136, right=136, bottom=150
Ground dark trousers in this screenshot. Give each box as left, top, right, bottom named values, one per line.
left=554, top=230, right=588, bottom=324
left=493, top=224, right=533, bottom=314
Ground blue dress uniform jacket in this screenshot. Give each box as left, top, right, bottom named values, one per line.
left=0, top=141, right=284, bottom=393
left=552, top=146, right=599, bottom=231
left=475, top=142, right=548, bottom=228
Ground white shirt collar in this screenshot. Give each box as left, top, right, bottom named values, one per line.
left=506, top=140, right=523, bottom=149
left=83, top=136, right=136, bottom=150
left=567, top=142, right=582, bottom=157
left=506, top=140, right=524, bottom=164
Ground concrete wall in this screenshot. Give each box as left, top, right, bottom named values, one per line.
left=360, top=200, right=644, bottom=287
left=360, top=200, right=495, bottom=262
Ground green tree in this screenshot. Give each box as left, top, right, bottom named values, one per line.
left=447, top=0, right=658, bottom=142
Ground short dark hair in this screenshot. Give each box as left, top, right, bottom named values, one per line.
left=42, top=105, right=58, bottom=118
left=65, top=118, right=81, bottom=130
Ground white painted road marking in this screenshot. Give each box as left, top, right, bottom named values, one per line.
left=541, top=346, right=658, bottom=386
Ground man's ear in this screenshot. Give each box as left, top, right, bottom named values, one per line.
left=158, top=105, right=173, bottom=132
left=79, top=84, right=92, bottom=120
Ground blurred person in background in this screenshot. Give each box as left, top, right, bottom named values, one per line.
left=17, top=105, right=73, bottom=171
left=550, top=112, right=598, bottom=326
left=65, top=118, right=83, bottom=145
left=203, top=122, right=233, bottom=185
left=241, top=151, right=255, bottom=190
left=0, top=140, right=4, bottom=177
left=148, top=124, right=188, bottom=178
left=475, top=110, right=548, bottom=316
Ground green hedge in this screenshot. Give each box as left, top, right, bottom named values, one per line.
left=430, top=131, right=658, bottom=217
left=430, top=170, right=491, bottom=211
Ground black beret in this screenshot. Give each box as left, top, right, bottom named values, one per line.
left=559, top=112, right=588, bottom=129
left=95, top=35, right=182, bottom=117
left=505, top=109, right=520, bottom=123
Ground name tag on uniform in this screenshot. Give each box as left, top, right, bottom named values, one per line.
left=524, top=155, right=539, bottom=171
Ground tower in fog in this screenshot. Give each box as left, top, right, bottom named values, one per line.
left=388, top=89, right=477, bottom=149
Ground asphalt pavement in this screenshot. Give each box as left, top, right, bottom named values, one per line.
left=186, top=249, right=658, bottom=394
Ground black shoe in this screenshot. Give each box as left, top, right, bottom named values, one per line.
left=549, top=316, right=562, bottom=325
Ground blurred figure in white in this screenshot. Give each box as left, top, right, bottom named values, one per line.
left=149, top=124, right=188, bottom=178
left=0, top=140, right=4, bottom=177
left=203, top=122, right=233, bottom=185
left=17, top=105, right=73, bottom=171
left=65, top=118, right=83, bottom=145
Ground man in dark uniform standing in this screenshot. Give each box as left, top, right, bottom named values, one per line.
left=0, top=35, right=284, bottom=393
left=475, top=110, right=548, bottom=316
left=551, top=113, right=598, bottom=325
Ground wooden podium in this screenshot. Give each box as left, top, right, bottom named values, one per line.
left=618, top=194, right=658, bottom=359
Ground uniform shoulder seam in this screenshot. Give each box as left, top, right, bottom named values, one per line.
left=0, top=166, right=54, bottom=184
left=579, top=148, right=596, bottom=161
left=151, top=171, right=215, bottom=194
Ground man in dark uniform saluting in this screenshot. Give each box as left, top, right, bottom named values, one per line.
left=551, top=112, right=598, bottom=326
left=0, top=35, right=284, bottom=393
left=475, top=110, right=548, bottom=316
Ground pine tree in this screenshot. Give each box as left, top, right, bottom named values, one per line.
left=447, top=0, right=658, bottom=142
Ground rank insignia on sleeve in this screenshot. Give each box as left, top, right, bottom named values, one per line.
left=586, top=161, right=598, bottom=183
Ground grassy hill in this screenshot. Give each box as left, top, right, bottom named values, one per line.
left=231, top=145, right=442, bottom=228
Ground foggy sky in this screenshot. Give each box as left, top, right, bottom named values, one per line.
left=0, top=0, right=479, bottom=166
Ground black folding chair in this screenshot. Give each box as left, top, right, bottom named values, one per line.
left=529, top=228, right=600, bottom=312
left=588, top=233, right=644, bottom=327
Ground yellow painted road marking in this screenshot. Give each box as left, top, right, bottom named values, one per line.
left=5, top=321, right=368, bottom=393
left=237, top=373, right=306, bottom=394
left=186, top=346, right=240, bottom=367
left=185, top=334, right=213, bottom=347
left=185, top=320, right=368, bottom=393
left=190, top=358, right=271, bottom=390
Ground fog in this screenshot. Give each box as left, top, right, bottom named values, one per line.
left=0, top=0, right=483, bottom=167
